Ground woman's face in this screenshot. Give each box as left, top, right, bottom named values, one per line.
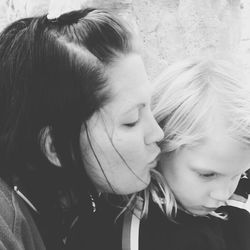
left=80, top=54, right=163, bottom=194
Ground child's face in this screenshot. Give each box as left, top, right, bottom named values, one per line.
left=159, top=125, right=250, bottom=216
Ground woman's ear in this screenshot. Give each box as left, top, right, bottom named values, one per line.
left=41, top=127, right=61, bottom=167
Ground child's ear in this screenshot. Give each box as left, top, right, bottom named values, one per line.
left=41, top=127, right=61, bottom=167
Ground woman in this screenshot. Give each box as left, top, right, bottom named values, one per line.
left=0, top=8, right=163, bottom=249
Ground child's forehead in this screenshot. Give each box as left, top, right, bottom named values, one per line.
left=185, top=126, right=250, bottom=161
left=191, top=110, right=248, bottom=146
left=188, top=103, right=228, bottom=138
left=181, top=135, right=250, bottom=177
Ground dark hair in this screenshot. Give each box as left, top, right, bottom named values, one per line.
left=0, top=8, right=135, bottom=241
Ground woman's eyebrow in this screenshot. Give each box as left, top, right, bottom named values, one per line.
left=122, top=103, right=146, bottom=115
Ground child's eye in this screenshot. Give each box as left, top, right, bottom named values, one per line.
left=199, top=172, right=217, bottom=178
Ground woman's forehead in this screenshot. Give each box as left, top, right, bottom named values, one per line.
left=103, top=54, right=151, bottom=112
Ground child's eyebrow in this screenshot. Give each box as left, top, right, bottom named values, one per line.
left=190, top=165, right=248, bottom=178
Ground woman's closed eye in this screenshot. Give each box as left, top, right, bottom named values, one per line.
left=122, top=110, right=140, bottom=128
left=123, top=120, right=139, bottom=127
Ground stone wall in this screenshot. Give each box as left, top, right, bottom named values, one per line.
left=0, top=0, right=249, bottom=79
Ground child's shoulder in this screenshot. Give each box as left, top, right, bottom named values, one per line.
left=219, top=205, right=250, bottom=248
left=218, top=205, right=250, bottom=231
left=220, top=204, right=250, bottom=217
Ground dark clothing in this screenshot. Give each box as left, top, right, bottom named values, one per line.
left=0, top=178, right=45, bottom=250
left=65, top=195, right=123, bottom=250
left=40, top=178, right=250, bottom=249
left=64, top=192, right=250, bottom=250
left=28, top=208, right=65, bottom=250
left=235, top=177, right=250, bottom=199
left=140, top=201, right=250, bottom=250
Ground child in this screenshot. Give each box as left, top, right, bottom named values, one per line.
left=134, top=56, right=250, bottom=250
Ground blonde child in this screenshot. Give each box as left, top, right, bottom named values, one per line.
left=136, top=56, right=250, bottom=250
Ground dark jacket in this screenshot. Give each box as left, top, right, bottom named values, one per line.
left=64, top=183, right=250, bottom=250
left=65, top=195, right=123, bottom=250
left=140, top=200, right=250, bottom=250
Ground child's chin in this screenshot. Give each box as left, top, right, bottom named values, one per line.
left=185, top=208, right=211, bottom=217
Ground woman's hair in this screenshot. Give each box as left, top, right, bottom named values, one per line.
left=151, top=55, right=250, bottom=218
left=0, top=8, right=136, bottom=237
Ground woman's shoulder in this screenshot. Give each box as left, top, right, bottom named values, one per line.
left=0, top=177, right=46, bottom=250
left=0, top=178, right=20, bottom=229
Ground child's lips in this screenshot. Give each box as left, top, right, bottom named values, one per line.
left=202, top=206, right=218, bottom=212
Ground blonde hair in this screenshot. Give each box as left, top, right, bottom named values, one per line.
left=118, top=168, right=176, bottom=220
left=151, top=55, right=250, bottom=218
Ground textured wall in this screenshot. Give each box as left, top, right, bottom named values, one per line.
left=0, top=0, right=249, bottom=79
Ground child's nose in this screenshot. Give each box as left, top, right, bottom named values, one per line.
left=209, top=186, right=235, bottom=203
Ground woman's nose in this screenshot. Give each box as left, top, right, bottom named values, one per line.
left=145, top=115, right=164, bottom=145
